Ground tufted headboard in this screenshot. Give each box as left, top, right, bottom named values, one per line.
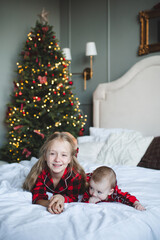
left=93, top=55, right=160, bottom=137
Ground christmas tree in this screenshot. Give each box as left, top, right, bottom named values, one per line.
left=0, top=9, right=87, bottom=163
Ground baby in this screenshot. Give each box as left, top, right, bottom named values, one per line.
left=81, top=166, right=145, bottom=211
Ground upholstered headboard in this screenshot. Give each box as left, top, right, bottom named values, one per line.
left=93, top=56, right=160, bottom=137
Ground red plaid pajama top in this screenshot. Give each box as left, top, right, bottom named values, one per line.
left=32, top=166, right=83, bottom=204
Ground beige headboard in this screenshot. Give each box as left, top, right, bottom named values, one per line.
left=93, top=55, right=160, bottom=137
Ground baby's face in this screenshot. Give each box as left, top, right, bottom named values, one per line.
left=89, top=178, right=113, bottom=201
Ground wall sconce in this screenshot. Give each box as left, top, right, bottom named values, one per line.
left=62, top=42, right=97, bottom=90
left=62, top=48, right=72, bottom=61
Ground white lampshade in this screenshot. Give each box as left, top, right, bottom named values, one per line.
left=62, top=48, right=72, bottom=60
left=85, top=42, right=97, bottom=56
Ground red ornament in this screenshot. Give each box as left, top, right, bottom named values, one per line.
left=33, top=80, right=36, bottom=84
left=63, top=58, right=66, bottom=61
left=33, top=96, right=41, bottom=102
left=33, top=130, right=45, bottom=139
left=71, top=102, right=74, bottom=106
left=54, top=91, right=57, bottom=95
left=42, top=26, right=49, bottom=32
left=52, top=74, right=54, bottom=77
left=22, top=148, right=31, bottom=158
left=47, top=63, right=51, bottom=67
left=19, top=91, right=22, bottom=96
left=79, top=129, right=84, bottom=136
left=53, top=36, right=55, bottom=39
left=34, top=43, right=37, bottom=47
left=69, top=81, right=73, bottom=85
left=63, top=92, right=66, bottom=96
left=29, top=48, right=31, bottom=50
left=55, top=56, right=57, bottom=60
left=25, top=51, right=30, bottom=56
left=38, top=76, right=47, bottom=84
left=13, top=125, right=23, bottom=130
left=15, top=93, right=18, bottom=97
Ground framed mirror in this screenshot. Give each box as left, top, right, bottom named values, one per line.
left=138, top=7, right=160, bottom=55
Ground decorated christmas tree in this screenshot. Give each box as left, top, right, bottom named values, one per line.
left=0, top=9, right=87, bottom=163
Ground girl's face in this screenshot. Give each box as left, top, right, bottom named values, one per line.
left=89, top=177, right=114, bottom=201
left=46, top=139, right=72, bottom=178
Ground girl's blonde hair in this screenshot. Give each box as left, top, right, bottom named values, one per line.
left=91, top=166, right=117, bottom=189
left=23, top=132, right=86, bottom=193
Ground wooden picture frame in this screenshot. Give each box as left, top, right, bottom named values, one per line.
left=138, top=8, right=160, bottom=55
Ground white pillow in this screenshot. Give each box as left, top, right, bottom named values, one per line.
left=77, top=135, right=110, bottom=144
left=77, top=141, right=105, bottom=163
left=77, top=136, right=95, bottom=144
left=96, top=131, right=153, bottom=166
left=89, top=127, right=132, bottom=138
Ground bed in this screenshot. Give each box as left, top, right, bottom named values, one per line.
left=0, top=55, right=160, bottom=240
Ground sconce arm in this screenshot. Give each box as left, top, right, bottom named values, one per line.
left=72, top=67, right=92, bottom=80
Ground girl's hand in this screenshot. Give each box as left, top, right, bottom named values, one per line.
left=133, top=201, right=146, bottom=211
left=48, top=194, right=65, bottom=214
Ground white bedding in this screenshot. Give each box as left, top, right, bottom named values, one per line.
left=0, top=157, right=160, bottom=240
left=77, top=130, right=153, bottom=166
left=96, top=131, right=153, bottom=166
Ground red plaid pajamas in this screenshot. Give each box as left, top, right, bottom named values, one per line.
left=32, top=167, right=83, bottom=204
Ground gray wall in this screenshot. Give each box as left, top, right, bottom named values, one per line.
left=60, top=0, right=108, bottom=133
left=0, top=0, right=159, bottom=146
left=60, top=0, right=160, bottom=134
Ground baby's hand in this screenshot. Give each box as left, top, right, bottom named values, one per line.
left=48, top=194, right=65, bottom=214
left=89, top=196, right=100, bottom=204
left=133, top=201, right=146, bottom=211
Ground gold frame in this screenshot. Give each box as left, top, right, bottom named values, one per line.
left=138, top=8, right=160, bottom=55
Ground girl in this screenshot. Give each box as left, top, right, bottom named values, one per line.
left=23, top=132, right=86, bottom=214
